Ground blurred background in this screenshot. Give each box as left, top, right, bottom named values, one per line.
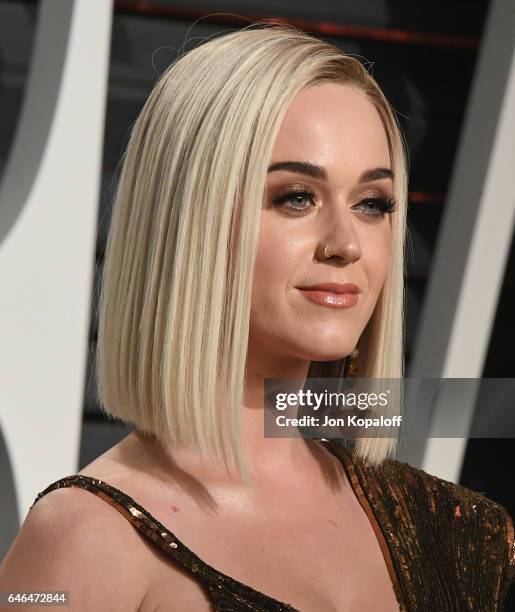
left=1, top=1, right=514, bottom=605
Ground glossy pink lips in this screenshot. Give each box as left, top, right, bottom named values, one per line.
left=296, top=282, right=360, bottom=309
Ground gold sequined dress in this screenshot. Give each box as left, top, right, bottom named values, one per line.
left=30, top=438, right=515, bottom=611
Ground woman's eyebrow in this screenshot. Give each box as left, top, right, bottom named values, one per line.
left=267, top=160, right=394, bottom=183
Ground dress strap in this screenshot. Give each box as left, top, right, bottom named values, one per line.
left=31, top=474, right=297, bottom=611
left=317, top=439, right=408, bottom=612
left=31, top=474, right=216, bottom=583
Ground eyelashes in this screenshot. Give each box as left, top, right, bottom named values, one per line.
left=271, top=187, right=396, bottom=219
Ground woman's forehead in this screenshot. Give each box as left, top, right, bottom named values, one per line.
left=270, top=83, right=390, bottom=176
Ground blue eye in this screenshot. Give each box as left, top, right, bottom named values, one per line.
left=271, top=190, right=397, bottom=218
left=271, top=189, right=316, bottom=214
left=354, top=197, right=396, bottom=217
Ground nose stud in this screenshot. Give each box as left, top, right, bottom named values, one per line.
left=315, top=242, right=331, bottom=261
left=316, top=241, right=361, bottom=262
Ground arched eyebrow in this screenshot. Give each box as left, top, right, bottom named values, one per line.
left=267, top=161, right=394, bottom=183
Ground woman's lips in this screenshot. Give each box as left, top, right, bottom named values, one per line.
left=297, top=289, right=359, bottom=308
left=296, top=282, right=360, bottom=309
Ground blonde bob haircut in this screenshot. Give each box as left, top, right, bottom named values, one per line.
left=96, top=23, right=408, bottom=484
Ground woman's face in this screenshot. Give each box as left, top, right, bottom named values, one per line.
left=249, top=82, right=395, bottom=363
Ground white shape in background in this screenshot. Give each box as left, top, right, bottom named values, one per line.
left=0, top=0, right=113, bottom=523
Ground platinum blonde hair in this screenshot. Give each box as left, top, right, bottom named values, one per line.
left=96, top=24, right=408, bottom=483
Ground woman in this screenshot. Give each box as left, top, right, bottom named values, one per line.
left=1, top=24, right=513, bottom=612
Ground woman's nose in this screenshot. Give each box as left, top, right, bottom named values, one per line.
left=314, top=210, right=362, bottom=264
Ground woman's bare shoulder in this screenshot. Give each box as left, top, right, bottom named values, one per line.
left=68, top=438, right=218, bottom=612
left=0, top=456, right=150, bottom=611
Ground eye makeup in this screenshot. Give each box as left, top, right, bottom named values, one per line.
left=270, top=185, right=396, bottom=219
left=271, top=185, right=317, bottom=213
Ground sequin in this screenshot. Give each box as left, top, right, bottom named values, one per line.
left=30, top=439, right=515, bottom=611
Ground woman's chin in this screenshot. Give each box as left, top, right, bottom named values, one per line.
left=308, top=354, right=349, bottom=363
left=300, top=345, right=356, bottom=363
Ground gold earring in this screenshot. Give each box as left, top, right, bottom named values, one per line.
left=344, top=348, right=359, bottom=377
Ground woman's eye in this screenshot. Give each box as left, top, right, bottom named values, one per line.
left=354, top=197, right=396, bottom=218
left=270, top=191, right=397, bottom=218
left=271, top=189, right=316, bottom=214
